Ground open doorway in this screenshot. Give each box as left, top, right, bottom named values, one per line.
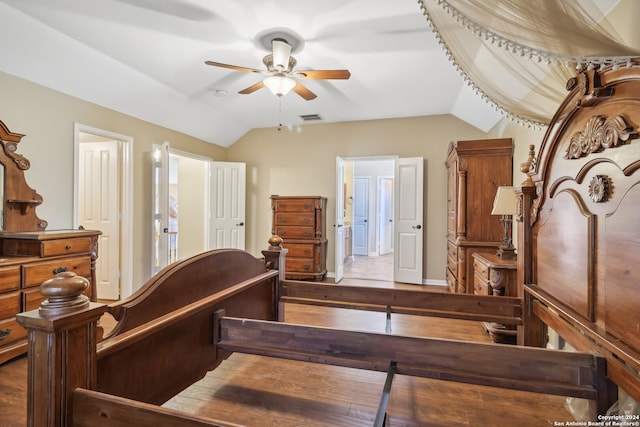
left=342, top=158, right=395, bottom=281
left=74, top=124, right=133, bottom=300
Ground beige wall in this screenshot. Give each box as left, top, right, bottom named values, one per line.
left=1, top=69, right=547, bottom=289
left=228, top=116, right=494, bottom=283
left=0, top=71, right=227, bottom=288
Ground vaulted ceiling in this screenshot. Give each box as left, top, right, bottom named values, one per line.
left=0, top=0, right=536, bottom=147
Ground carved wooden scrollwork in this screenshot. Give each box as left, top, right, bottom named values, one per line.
left=530, top=182, right=544, bottom=226
left=565, top=115, right=637, bottom=159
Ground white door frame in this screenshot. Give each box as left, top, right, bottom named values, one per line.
left=334, top=157, right=345, bottom=283
left=73, top=123, right=134, bottom=299
left=336, top=156, right=398, bottom=280
left=378, top=175, right=394, bottom=255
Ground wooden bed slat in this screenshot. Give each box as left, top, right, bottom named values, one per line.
left=280, top=281, right=523, bottom=325
left=72, top=388, right=242, bottom=427
left=218, top=317, right=603, bottom=400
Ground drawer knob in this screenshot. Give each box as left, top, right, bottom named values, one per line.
left=0, top=328, right=10, bottom=340
left=53, top=267, right=68, bottom=275
left=303, top=264, right=310, bottom=270
left=303, top=218, right=310, bottom=223
left=303, top=249, right=310, bottom=254
left=303, top=232, right=310, bottom=236
left=65, top=244, right=72, bottom=250
left=279, top=218, right=286, bottom=222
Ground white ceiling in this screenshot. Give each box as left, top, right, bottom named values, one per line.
left=0, top=0, right=504, bottom=147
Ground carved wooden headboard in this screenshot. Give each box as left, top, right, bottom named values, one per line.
left=517, top=64, right=640, bottom=404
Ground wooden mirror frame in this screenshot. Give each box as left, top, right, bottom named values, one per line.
left=0, top=119, right=47, bottom=232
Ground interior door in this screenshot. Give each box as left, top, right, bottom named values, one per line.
left=352, top=177, right=369, bottom=256
left=78, top=141, right=120, bottom=299
left=210, top=161, right=246, bottom=249
left=334, top=157, right=345, bottom=283
left=379, top=176, right=394, bottom=255
left=151, top=142, right=170, bottom=276
left=393, top=157, right=423, bottom=284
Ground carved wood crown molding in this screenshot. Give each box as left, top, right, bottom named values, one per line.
left=564, top=114, right=637, bottom=160
left=0, top=120, right=31, bottom=170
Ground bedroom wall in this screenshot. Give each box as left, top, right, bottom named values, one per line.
left=227, top=116, right=490, bottom=284
left=0, top=71, right=227, bottom=289
left=0, top=69, right=545, bottom=289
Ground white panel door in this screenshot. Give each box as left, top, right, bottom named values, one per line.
left=379, top=176, right=394, bottom=255
left=335, top=157, right=345, bottom=283
left=393, top=158, right=423, bottom=284
left=151, top=142, right=170, bottom=276
left=210, top=161, right=246, bottom=250
left=352, top=177, right=369, bottom=256
left=78, top=141, right=120, bottom=299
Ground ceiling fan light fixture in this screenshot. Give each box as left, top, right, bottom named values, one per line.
left=271, top=38, right=292, bottom=71
left=263, top=75, right=296, bottom=97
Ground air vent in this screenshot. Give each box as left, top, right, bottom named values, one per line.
left=299, top=114, right=323, bottom=122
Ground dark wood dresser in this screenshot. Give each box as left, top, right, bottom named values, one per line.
left=0, top=119, right=100, bottom=364
left=271, top=195, right=327, bottom=280
left=0, top=230, right=100, bottom=364
left=445, top=138, right=513, bottom=294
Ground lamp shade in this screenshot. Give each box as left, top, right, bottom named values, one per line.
left=263, top=75, right=296, bottom=97
left=491, top=186, right=517, bottom=215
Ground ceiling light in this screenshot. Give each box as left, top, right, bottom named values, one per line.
left=263, top=75, right=296, bottom=97
left=271, top=38, right=292, bottom=71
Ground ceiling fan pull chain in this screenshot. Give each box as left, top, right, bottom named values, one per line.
left=277, top=97, right=283, bottom=132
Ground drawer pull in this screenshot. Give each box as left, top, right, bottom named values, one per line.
left=53, top=267, right=68, bottom=275
left=66, top=244, right=72, bottom=250
left=303, top=232, right=310, bottom=236
left=0, top=328, right=10, bottom=340
left=303, top=218, right=310, bottom=223
left=304, top=204, right=310, bottom=209
left=303, top=249, right=310, bottom=254
left=303, top=264, right=310, bottom=270
left=279, top=218, right=286, bottom=222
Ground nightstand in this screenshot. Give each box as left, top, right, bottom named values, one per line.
left=472, top=252, right=517, bottom=344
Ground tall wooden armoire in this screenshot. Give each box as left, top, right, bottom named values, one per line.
left=446, top=138, right=513, bottom=294
left=270, top=195, right=327, bottom=280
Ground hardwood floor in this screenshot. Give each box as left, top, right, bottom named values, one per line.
left=344, top=253, right=393, bottom=281
left=0, top=279, right=573, bottom=427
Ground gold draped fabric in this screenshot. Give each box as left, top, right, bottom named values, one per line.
left=417, top=0, right=640, bottom=127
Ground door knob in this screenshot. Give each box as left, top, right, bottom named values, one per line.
left=412, top=224, right=422, bottom=229
left=236, top=222, right=244, bottom=226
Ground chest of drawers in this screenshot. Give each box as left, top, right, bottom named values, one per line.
left=0, top=229, right=100, bottom=364
left=271, top=196, right=327, bottom=280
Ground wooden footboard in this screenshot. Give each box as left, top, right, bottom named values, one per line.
left=16, top=246, right=285, bottom=426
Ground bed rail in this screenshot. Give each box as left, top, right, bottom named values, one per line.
left=280, top=281, right=522, bottom=325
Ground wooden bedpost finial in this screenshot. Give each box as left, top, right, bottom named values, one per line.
left=268, top=234, right=283, bottom=250
left=39, top=271, right=90, bottom=317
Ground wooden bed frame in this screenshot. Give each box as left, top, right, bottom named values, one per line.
left=17, top=64, right=640, bottom=426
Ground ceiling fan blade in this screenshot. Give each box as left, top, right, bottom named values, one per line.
left=295, top=69, right=351, bottom=80
left=271, top=39, right=292, bottom=71
left=293, top=82, right=317, bottom=100
left=205, top=61, right=264, bottom=74
left=238, top=81, right=265, bottom=95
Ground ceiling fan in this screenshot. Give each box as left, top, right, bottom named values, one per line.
left=205, top=38, right=351, bottom=100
